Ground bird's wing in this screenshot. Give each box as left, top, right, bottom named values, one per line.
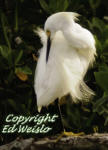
left=63, top=23, right=95, bottom=49
left=61, top=24, right=96, bottom=101
left=62, top=23, right=96, bottom=66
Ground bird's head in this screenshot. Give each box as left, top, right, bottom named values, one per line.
left=44, top=12, right=79, bottom=39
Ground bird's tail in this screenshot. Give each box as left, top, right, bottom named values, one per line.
left=80, top=81, right=95, bottom=102
left=70, top=80, right=95, bottom=103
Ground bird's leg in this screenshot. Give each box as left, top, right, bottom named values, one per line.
left=56, top=131, right=85, bottom=142
left=56, top=99, right=84, bottom=142
left=57, top=99, right=65, bottom=132
left=56, top=130, right=85, bottom=142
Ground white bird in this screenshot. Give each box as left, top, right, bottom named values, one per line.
left=34, top=12, right=96, bottom=112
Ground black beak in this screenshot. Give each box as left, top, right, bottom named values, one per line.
left=46, top=36, right=51, bottom=63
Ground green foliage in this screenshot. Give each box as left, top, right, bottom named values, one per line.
left=89, top=0, right=101, bottom=9
left=0, top=0, right=108, bottom=144
left=39, top=0, right=69, bottom=14
left=94, top=70, right=108, bottom=93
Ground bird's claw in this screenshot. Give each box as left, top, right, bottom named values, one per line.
left=55, top=131, right=85, bottom=142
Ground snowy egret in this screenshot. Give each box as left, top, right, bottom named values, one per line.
left=34, top=12, right=96, bottom=113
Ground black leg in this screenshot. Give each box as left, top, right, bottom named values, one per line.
left=56, top=98, right=65, bottom=132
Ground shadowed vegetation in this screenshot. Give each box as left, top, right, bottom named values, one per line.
left=0, top=0, right=108, bottom=145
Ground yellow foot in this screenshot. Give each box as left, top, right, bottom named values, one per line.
left=56, top=131, right=85, bottom=142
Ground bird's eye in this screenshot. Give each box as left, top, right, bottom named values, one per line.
left=46, top=30, right=51, bottom=37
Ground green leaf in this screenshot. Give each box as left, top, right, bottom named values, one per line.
left=21, top=104, right=30, bottom=115
left=104, top=117, right=108, bottom=126
left=103, top=25, right=108, bottom=40
left=7, top=70, right=14, bottom=83
left=1, top=12, right=11, bottom=51
left=14, top=1, right=18, bottom=32
left=63, top=0, right=69, bottom=11
left=98, top=64, right=108, bottom=72
left=57, top=0, right=69, bottom=11
left=102, top=106, right=108, bottom=114
left=92, top=17, right=105, bottom=33
left=93, top=96, right=107, bottom=112
left=86, top=113, right=96, bottom=127
left=49, top=0, right=58, bottom=12
left=0, top=45, right=12, bottom=66
left=94, top=71, right=108, bottom=93
left=27, top=98, right=32, bottom=110
left=8, top=99, right=18, bottom=112
left=0, top=45, right=9, bottom=59
left=103, top=39, right=108, bottom=52
left=15, top=50, right=23, bottom=64
left=94, top=35, right=102, bottom=53
left=39, top=0, right=50, bottom=14
left=39, top=0, right=69, bottom=13
left=20, top=0, right=24, bottom=2
left=15, top=66, right=32, bottom=75
left=89, top=0, right=101, bottom=9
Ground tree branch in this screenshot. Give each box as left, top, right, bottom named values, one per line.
left=0, top=133, right=108, bottom=150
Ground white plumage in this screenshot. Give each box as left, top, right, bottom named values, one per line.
left=34, top=12, right=96, bottom=109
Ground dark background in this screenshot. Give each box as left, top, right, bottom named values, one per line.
left=0, top=0, right=108, bottom=145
